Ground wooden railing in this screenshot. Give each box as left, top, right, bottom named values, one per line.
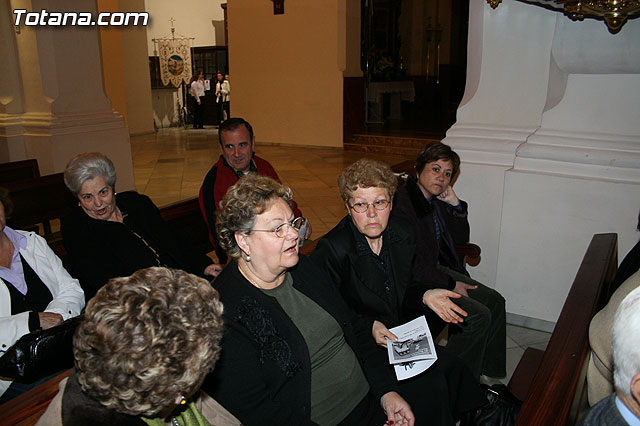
left=508, top=233, right=618, bottom=426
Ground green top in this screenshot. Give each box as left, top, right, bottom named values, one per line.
left=142, top=401, right=211, bottom=426
left=263, top=273, right=369, bottom=426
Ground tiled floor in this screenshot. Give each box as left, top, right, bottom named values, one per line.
left=130, top=127, right=408, bottom=237
left=131, top=127, right=552, bottom=382
left=505, top=324, right=551, bottom=382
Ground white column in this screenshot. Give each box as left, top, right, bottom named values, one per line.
left=0, top=0, right=134, bottom=190
left=444, top=0, right=640, bottom=330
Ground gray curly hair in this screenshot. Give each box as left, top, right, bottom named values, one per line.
left=216, top=174, right=293, bottom=259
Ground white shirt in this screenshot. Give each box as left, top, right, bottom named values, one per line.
left=190, top=79, right=205, bottom=99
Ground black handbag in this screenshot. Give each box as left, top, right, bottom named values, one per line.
left=460, top=384, right=523, bottom=426
left=0, top=315, right=80, bottom=383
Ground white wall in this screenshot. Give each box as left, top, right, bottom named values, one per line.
left=145, top=0, right=225, bottom=54
left=445, top=0, right=640, bottom=331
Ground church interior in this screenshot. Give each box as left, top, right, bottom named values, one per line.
left=1, top=0, right=639, bottom=423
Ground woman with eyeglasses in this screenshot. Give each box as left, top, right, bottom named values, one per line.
left=310, top=158, right=487, bottom=425
left=202, top=173, right=417, bottom=426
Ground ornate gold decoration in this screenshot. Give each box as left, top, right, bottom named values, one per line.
left=487, top=0, right=640, bottom=33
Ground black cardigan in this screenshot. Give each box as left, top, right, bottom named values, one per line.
left=310, top=215, right=442, bottom=335
left=202, top=256, right=397, bottom=426
left=393, top=176, right=471, bottom=293
left=61, top=191, right=212, bottom=300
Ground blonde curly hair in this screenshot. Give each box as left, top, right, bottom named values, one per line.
left=74, top=267, right=224, bottom=417
left=216, top=174, right=293, bottom=259
left=338, top=158, right=398, bottom=204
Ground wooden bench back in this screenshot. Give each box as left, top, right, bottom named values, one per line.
left=0, top=370, right=70, bottom=426
left=513, top=233, right=618, bottom=426
left=0, top=159, right=40, bottom=186
left=5, top=173, right=76, bottom=242
left=159, top=197, right=214, bottom=257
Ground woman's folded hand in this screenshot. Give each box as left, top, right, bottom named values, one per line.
left=39, top=312, right=63, bottom=329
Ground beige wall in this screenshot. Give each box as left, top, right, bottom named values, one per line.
left=120, top=0, right=154, bottom=135
left=96, top=0, right=154, bottom=135
left=228, top=1, right=345, bottom=147
left=1, top=0, right=134, bottom=189
left=97, top=0, right=128, bottom=126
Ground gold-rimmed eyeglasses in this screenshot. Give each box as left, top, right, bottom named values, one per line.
left=252, top=217, right=307, bottom=238
left=348, top=199, right=390, bottom=213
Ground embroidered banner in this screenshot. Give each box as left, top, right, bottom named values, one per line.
left=158, top=38, right=191, bottom=87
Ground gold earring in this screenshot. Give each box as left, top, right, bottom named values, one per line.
left=179, top=395, right=186, bottom=405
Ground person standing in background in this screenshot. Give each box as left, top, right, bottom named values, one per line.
left=215, top=72, right=230, bottom=124
left=190, top=71, right=205, bottom=129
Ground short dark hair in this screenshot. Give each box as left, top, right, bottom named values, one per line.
left=218, top=117, right=254, bottom=146
left=415, top=142, right=461, bottom=177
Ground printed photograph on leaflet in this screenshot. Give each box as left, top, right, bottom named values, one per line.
left=386, top=316, right=438, bottom=380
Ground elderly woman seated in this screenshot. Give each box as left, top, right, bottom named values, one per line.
left=0, top=189, right=84, bottom=403
left=203, top=174, right=417, bottom=426
left=61, top=152, right=221, bottom=300
left=310, top=158, right=487, bottom=425
left=36, top=267, right=239, bottom=426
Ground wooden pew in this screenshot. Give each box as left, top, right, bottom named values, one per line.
left=5, top=173, right=77, bottom=242
left=159, top=197, right=213, bottom=257
left=508, top=233, right=618, bottom=426
left=0, top=159, right=40, bottom=185
left=0, top=370, right=70, bottom=426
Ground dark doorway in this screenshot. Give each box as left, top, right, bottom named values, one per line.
left=359, top=0, right=469, bottom=138
left=190, top=47, right=229, bottom=125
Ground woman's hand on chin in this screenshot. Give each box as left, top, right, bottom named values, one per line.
left=422, top=289, right=468, bottom=324
left=380, top=391, right=415, bottom=426
left=204, top=263, right=224, bottom=277
left=372, top=320, right=397, bottom=348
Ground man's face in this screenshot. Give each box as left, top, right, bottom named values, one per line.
left=417, top=159, right=454, bottom=199
left=220, top=126, right=255, bottom=172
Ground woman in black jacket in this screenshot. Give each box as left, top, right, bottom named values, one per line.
left=61, top=152, right=221, bottom=300
left=310, top=158, right=487, bottom=424
left=202, top=173, right=416, bottom=426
